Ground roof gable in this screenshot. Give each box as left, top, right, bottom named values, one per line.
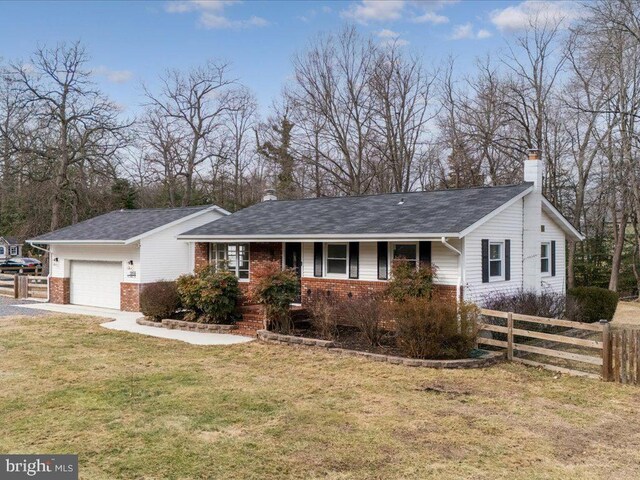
left=0, top=236, right=21, bottom=246
left=180, top=183, right=534, bottom=239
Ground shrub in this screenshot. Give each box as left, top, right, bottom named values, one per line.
left=307, top=292, right=339, bottom=340
left=251, top=260, right=299, bottom=334
left=386, top=260, right=436, bottom=301
left=392, top=298, right=479, bottom=359
left=338, top=294, right=386, bottom=346
left=568, top=286, right=619, bottom=323
left=176, top=266, right=241, bottom=324
left=482, top=289, right=581, bottom=320
left=139, top=281, right=181, bottom=320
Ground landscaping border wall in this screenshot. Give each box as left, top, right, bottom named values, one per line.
left=257, top=330, right=505, bottom=368
left=136, top=317, right=238, bottom=333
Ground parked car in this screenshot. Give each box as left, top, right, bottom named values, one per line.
left=0, top=257, right=42, bottom=273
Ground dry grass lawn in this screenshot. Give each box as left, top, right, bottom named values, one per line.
left=1, top=315, right=640, bottom=479
left=612, top=301, right=640, bottom=328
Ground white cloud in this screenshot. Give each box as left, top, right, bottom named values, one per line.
left=341, top=0, right=405, bottom=23
left=412, top=11, right=449, bottom=24
left=200, top=13, right=267, bottom=29
left=165, top=0, right=268, bottom=29
left=490, top=0, right=583, bottom=31
left=376, top=28, right=409, bottom=46
left=92, top=66, right=133, bottom=84
left=165, top=0, right=236, bottom=14
left=450, top=23, right=492, bottom=40
left=377, top=28, right=400, bottom=38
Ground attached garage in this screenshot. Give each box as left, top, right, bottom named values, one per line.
left=70, top=261, right=122, bottom=309
left=27, top=204, right=229, bottom=312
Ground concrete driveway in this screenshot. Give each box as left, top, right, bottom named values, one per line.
left=15, top=303, right=255, bottom=345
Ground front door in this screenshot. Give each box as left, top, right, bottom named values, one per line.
left=284, top=242, right=302, bottom=303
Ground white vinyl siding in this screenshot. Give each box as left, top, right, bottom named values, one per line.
left=463, top=201, right=523, bottom=304
left=541, top=210, right=566, bottom=295
left=138, top=210, right=224, bottom=283
left=49, top=244, right=139, bottom=281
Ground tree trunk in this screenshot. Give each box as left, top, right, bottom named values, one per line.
left=609, top=210, right=628, bottom=291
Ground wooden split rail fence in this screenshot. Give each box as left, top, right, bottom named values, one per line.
left=0, top=273, right=48, bottom=300
left=478, top=308, right=610, bottom=381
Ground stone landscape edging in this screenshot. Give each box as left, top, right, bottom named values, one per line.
left=136, top=317, right=238, bottom=333
left=256, top=330, right=505, bottom=368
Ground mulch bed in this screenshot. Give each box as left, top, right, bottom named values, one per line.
left=287, top=324, right=487, bottom=360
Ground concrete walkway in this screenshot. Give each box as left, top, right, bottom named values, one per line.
left=15, top=303, right=255, bottom=345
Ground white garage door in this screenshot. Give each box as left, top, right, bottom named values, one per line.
left=70, top=261, right=122, bottom=309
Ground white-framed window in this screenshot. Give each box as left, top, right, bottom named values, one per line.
left=489, top=241, right=504, bottom=280
left=9, top=246, right=17, bottom=256
left=326, top=243, right=348, bottom=275
left=392, top=243, right=418, bottom=269
left=210, top=243, right=250, bottom=280
left=541, top=242, right=550, bottom=275
left=0, top=246, right=4, bottom=256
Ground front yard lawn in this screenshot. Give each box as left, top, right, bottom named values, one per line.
left=1, top=315, right=640, bottom=479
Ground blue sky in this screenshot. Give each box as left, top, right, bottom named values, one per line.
left=0, top=0, right=579, bottom=117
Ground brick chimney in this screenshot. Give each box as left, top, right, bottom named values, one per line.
left=522, top=148, right=542, bottom=293
left=524, top=148, right=543, bottom=192
left=262, top=188, right=277, bottom=202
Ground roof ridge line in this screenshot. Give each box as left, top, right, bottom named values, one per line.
left=264, top=182, right=532, bottom=203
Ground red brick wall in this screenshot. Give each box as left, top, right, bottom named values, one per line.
left=49, top=277, right=70, bottom=304
left=243, top=242, right=282, bottom=303
left=300, top=276, right=460, bottom=303
left=120, top=282, right=141, bottom=312
left=192, top=242, right=283, bottom=305
left=194, top=242, right=209, bottom=270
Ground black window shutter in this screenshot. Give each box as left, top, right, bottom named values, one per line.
left=551, top=240, right=556, bottom=277
left=505, top=239, right=511, bottom=281
left=377, top=241, right=388, bottom=280
left=349, top=242, right=359, bottom=279
left=313, top=242, right=323, bottom=277
left=419, top=241, right=432, bottom=266
left=481, top=239, right=489, bottom=283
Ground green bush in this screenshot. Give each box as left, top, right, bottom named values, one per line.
left=251, top=260, right=299, bottom=334
left=386, top=260, right=436, bottom=301
left=392, top=298, right=479, bottom=359
left=140, top=281, right=181, bottom=320
left=176, top=266, right=241, bottom=324
left=568, top=286, right=619, bottom=323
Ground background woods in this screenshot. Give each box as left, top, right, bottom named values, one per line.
left=1, top=0, right=640, bottom=295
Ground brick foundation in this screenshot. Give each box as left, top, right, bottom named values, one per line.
left=301, top=277, right=460, bottom=304
left=120, top=282, right=142, bottom=312
left=49, top=277, right=70, bottom=304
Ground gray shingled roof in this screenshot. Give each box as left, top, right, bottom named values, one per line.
left=180, top=183, right=533, bottom=238
left=29, top=205, right=216, bottom=243
left=0, top=236, right=21, bottom=245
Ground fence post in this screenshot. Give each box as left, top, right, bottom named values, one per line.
left=13, top=274, right=18, bottom=299
left=601, top=319, right=611, bottom=382
left=507, top=311, right=514, bottom=361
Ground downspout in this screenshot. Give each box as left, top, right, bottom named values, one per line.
left=440, top=237, right=462, bottom=302
left=28, top=242, right=51, bottom=255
